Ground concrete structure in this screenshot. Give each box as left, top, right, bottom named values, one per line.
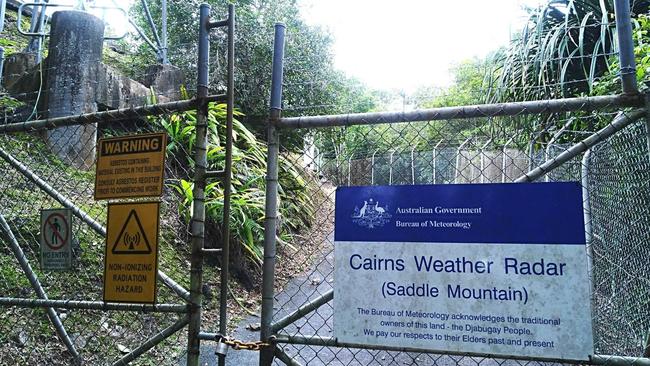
left=143, top=64, right=185, bottom=101
left=45, top=10, right=104, bottom=169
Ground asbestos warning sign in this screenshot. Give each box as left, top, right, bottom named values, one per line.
left=104, top=202, right=160, bottom=304
left=94, top=132, right=167, bottom=200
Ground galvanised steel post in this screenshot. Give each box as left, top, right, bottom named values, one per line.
left=501, top=137, right=515, bottom=183
left=0, top=0, right=6, bottom=33
left=186, top=4, right=211, bottom=366
left=217, top=5, right=235, bottom=366
left=141, top=0, right=163, bottom=62
left=516, top=109, right=645, bottom=182
left=389, top=150, right=395, bottom=184
left=581, top=150, right=594, bottom=295
left=411, top=145, right=416, bottom=184
left=0, top=46, right=4, bottom=88
left=545, top=118, right=574, bottom=182
left=614, top=0, right=638, bottom=94
left=260, top=22, right=286, bottom=366
left=161, top=0, right=169, bottom=64
left=371, top=149, right=378, bottom=185
left=347, top=156, right=352, bottom=185
left=479, top=139, right=492, bottom=183
left=432, top=139, right=443, bottom=183
left=35, top=0, right=48, bottom=64
left=455, top=137, right=471, bottom=183
left=646, top=94, right=650, bottom=163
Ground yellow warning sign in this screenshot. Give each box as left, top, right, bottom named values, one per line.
left=104, top=202, right=159, bottom=304
left=94, top=132, right=167, bottom=200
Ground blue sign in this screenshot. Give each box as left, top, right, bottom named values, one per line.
left=335, top=182, right=585, bottom=244
left=334, top=182, right=593, bottom=361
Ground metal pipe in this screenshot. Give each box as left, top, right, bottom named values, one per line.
left=432, top=139, right=443, bottom=183
left=479, top=138, right=492, bottom=183
left=371, top=149, right=378, bottom=185
left=260, top=22, right=286, bottom=366
left=269, top=23, right=286, bottom=110
left=157, top=270, right=191, bottom=302
left=581, top=150, right=594, bottom=296
left=217, top=6, right=235, bottom=366
left=128, top=18, right=159, bottom=52
left=455, top=137, right=472, bottom=183
left=209, top=19, right=228, bottom=29
left=113, top=315, right=189, bottom=366
left=0, top=46, right=5, bottom=88
left=186, top=5, right=210, bottom=366
left=0, top=95, right=226, bottom=133
left=140, top=0, right=163, bottom=49
left=0, top=214, right=80, bottom=361
left=590, top=355, right=650, bottom=366
left=273, top=334, right=640, bottom=365
left=0, top=0, right=6, bottom=33
left=646, top=95, right=650, bottom=164
left=34, top=0, right=48, bottom=64
left=274, top=346, right=304, bottom=366
left=271, top=289, right=333, bottom=333
left=0, top=146, right=190, bottom=302
left=389, top=150, right=395, bottom=185
left=411, top=145, right=416, bottom=184
left=26, top=0, right=40, bottom=52
left=347, top=156, right=352, bottom=185
left=278, top=94, right=642, bottom=129
left=516, top=109, right=645, bottom=182
left=314, top=146, right=321, bottom=175
left=198, top=332, right=218, bottom=340
left=613, top=0, right=638, bottom=94
left=501, top=137, right=515, bottom=183
left=160, top=0, right=168, bottom=64
left=0, top=297, right=187, bottom=312
left=544, top=118, right=574, bottom=182
left=0, top=146, right=106, bottom=234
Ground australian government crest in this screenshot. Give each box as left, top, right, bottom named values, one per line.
left=352, top=198, right=391, bottom=228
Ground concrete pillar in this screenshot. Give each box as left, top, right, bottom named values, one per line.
left=45, top=11, right=104, bottom=169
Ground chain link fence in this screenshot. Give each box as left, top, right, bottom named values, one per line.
left=263, top=107, right=649, bottom=365
left=588, top=120, right=650, bottom=356
left=0, top=14, right=203, bottom=362
left=0, top=106, right=195, bottom=365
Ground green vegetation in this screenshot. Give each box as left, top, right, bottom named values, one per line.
left=0, top=9, right=31, bottom=56
left=150, top=102, right=313, bottom=265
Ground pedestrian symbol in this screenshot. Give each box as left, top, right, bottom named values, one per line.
left=111, top=209, right=152, bottom=255
left=43, top=213, right=69, bottom=250
left=40, top=209, right=72, bottom=270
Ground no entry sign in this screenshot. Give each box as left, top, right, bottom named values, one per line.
left=40, top=208, right=72, bottom=270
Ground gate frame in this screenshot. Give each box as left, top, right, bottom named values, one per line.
left=0, top=4, right=236, bottom=366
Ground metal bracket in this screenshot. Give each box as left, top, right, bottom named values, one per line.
left=17, top=3, right=128, bottom=40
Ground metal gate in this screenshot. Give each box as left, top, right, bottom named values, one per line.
left=0, top=4, right=235, bottom=366
left=257, top=2, right=650, bottom=366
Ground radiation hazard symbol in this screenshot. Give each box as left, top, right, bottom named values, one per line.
left=104, top=202, right=160, bottom=304
left=112, top=209, right=153, bottom=254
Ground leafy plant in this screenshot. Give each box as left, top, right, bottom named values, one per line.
left=152, top=103, right=314, bottom=266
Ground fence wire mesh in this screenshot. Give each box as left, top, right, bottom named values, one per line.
left=0, top=41, right=220, bottom=360
left=588, top=121, right=650, bottom=356
left=0, top=112, right=194, bottom=364
left=269, top=108, right=650, bottom=365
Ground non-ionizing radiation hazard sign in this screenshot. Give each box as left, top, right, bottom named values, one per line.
left=104, top=202, right=160, bottom=303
